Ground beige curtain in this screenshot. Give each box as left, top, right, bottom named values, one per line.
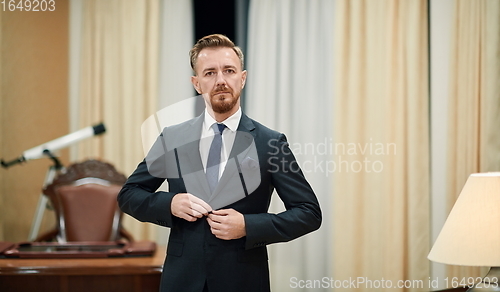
left=77, top=0, right=159, bottom=240
left=445, top=0, right=500, bottom=281
left=333, top=1, right=430, bottom=291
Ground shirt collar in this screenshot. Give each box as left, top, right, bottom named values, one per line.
left=203, top=107, right=242, bottom=133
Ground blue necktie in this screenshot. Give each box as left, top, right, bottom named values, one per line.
left=206, top=123, right=226, bottom=193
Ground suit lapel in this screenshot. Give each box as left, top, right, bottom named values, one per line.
left=175, top=113, right=212, bottom=201
left=229, top=113, right=257, bottom=158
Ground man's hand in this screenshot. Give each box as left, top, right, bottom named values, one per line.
left=171, top=193, right=212, bottom=222
left=207, top=209, right=246, bottom=240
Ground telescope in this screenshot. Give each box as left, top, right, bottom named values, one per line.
left=1, top=123, right=106, bottom=168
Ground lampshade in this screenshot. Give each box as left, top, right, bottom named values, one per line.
left=428, top=172, right=500, bottom=266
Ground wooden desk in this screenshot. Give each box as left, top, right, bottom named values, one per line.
left=0, top=246, right=164, bottom=292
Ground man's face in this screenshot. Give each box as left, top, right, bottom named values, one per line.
left=191, top=47, right=247, bottom=115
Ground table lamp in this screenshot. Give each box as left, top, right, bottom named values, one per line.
left=428, top=172, right=500, bottom=291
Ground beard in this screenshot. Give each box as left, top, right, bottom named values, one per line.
left=209, top=85, right=240, bottom=114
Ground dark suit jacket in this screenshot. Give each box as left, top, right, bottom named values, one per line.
left=118, top=113, right=321, bottom=292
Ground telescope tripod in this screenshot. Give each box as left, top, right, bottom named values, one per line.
left=27, top=150, right=64, bottom=241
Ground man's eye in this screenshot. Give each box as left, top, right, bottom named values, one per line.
left=205, top=72, right=215, bottom=76
left=225, top=69, right=235, bottom=74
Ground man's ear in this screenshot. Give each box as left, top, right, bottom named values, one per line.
left=191, top=75, right=201, bottom=94
left=241, top=70, right=247, bottom=89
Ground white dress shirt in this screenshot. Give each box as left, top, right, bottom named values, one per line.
left=199, top=107, right=242, bottom=179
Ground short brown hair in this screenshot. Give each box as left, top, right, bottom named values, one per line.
left=189, top=34, right=244, bottom=74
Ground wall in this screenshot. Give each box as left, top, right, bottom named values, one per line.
left=0, top=1, right=69, bottom=241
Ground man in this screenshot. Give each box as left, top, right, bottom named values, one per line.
left=118, top=34, right=321, bottom=292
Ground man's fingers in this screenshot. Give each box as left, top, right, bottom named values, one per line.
left=206, top=217, right=226, bottom=238
left=188, top=195, right=213, bottom=214
left=190, top=201, right=212, bottom=216
left=171, top=193, right=212, bottom=221
left=207, top=216, right=222, bottom=227
left=206, top=209, right=246, bottom=240
left=182, top=213, right=198, bottom=222
left=210, top=208, right=235, bottom=217
left=210, top=209, right=226, bottom=216
left=189, top=209, right=204, bottom=218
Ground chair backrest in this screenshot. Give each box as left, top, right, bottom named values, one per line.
left=42, top=160, right=132, bottom=243
left=55, top=182, right=122, bottom=242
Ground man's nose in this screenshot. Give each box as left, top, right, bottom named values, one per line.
left=215, top=71, right=227, bottom=86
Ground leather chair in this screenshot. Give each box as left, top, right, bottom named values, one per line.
left=35, top=159, right=134, bottom=242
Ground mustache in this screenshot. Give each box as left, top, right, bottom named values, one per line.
left=211, top=85, right=233, bottom=96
